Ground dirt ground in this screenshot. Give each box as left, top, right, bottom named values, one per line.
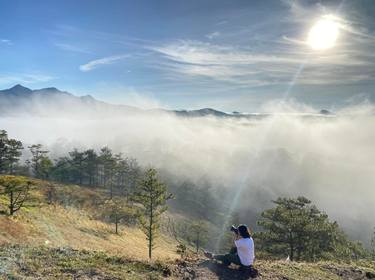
left=172, top=258, right=375, bottom=280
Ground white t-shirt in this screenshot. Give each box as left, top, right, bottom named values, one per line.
left=234, top=237, right=255, bottom=266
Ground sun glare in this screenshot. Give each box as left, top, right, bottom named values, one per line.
left=307, top=16, right=339, bottom=50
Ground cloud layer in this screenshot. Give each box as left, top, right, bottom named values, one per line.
left=1, top=102, right=374, bottom=244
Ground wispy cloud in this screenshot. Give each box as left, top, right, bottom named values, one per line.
left=281, top=0, right=329, bottom=23
left=54, top=42, right=92, bottom=54
left=79, top=54, right=129, bottom=72
left=215, top=20, right=228, bottom=26
left=1, top=39, right=12, bottom=45
left=149, top=38, right=375, bottom=87
left=49, top=24, right=150, bottom=49
left=151, top=40, right=303, bottom=66
left=206, top=31, right=220, bottom=40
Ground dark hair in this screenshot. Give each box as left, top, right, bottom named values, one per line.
left=238, top=224, right=251, bottom=239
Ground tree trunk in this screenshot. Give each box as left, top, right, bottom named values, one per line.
left=196, top=232, right=200, bottom=253
left=149, top=201, right=153, bottom=259
left=290, top=244, right=294, bottom=261
left=9, top=191, right=14, bottom=215
left=148, top=236, right=152, bottom=259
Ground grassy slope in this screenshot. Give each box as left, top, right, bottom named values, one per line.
left=0, top=245, right=172, bottom=280
left=0, top=178, right=179, bottom=261
left=1, top=177, right=375, bottom=279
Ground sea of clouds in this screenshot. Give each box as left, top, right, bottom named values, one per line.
left=1, top=101, right=374, bottom=244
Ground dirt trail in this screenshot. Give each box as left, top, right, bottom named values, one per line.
left=173, top=259, right=257, bottom=280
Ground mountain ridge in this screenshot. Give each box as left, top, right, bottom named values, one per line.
left=0, top=84, right=238, bottom=118
left=0, top=85, right=332, bottom=118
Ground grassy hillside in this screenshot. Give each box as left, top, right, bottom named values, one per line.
left=0, top=245, right=172, bottom=280
left=1, top=177, right=375, bottom=279
left=0, top=178, right=179, bottom=261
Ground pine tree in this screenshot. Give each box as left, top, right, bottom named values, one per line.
left=0, top=175, right=33, bottom=215
left=0, top=130, right=23, bottom=174
left=28, top=144, right=52, bottom=179
left=134, top=168, right=172, bottom=258
left=190, top=220, right=208, bottom=253
left=256, top=196, right=365, bottom=261
left=83, top=149, right=98, bottom=186
left=257, top=197, right=315, bottom=261
left=68, top=149, right=86, bottom=185
left=102, top=198, right=137, bottom=234
left=99, top=147, right=116, bottom=198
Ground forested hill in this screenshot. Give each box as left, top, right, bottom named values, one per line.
left=0, top=84, right=332, bottom=118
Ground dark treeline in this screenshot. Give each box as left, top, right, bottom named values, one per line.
left=51, top=147, right=141, bottom=199
left=1, top=129, right=141, bottom=199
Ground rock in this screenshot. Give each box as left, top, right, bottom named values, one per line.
left=162, top=266, right=172, bottom=277
left=183, top=271, right=192, bottom=279
left=366, top=271, right=375, bottom=279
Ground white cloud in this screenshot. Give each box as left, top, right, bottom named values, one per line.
left=79, top=54, right=129, bottom=72
left=151, top=40, right=302, bottom=66
left=1, top=39, right=12, bottom=45
left=54, top=43, right=92, bottom=54
left=206, top=31, right=220, bottom=40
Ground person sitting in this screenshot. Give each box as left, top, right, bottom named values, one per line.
left=205, top=224, right=255, bottom=268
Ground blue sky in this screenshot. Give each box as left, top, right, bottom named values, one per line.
left=1, top=0, right=375, bottom=111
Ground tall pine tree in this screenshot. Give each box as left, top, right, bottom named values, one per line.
left=134, top=168, right=172, bottom=258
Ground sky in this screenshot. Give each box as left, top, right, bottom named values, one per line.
left=1, top=0, right=375, bottom=111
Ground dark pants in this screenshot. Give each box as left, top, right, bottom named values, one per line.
left=214, top=247, right=242, bottom=266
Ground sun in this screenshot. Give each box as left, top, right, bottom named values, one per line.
left=307, top=16, right=339, bottom=50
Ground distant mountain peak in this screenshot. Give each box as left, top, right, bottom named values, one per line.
left=0, top=84, right=33, bottom=96
left=33, top=86, right=73, bottom=97
left=42, top=87, right=59, bottom=91
left=11, top=84, right=28, bottom=89
left=80, top=95, right=96, bottom=102
left=8, top=84, right=32, bottom=93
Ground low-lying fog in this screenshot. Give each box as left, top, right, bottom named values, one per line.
left=1, top=102, right=374, bottom=244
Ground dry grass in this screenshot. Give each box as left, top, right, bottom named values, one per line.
left=0, top=178, right=179, bottom=261
left=0, top=245, right=172, bottom=279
